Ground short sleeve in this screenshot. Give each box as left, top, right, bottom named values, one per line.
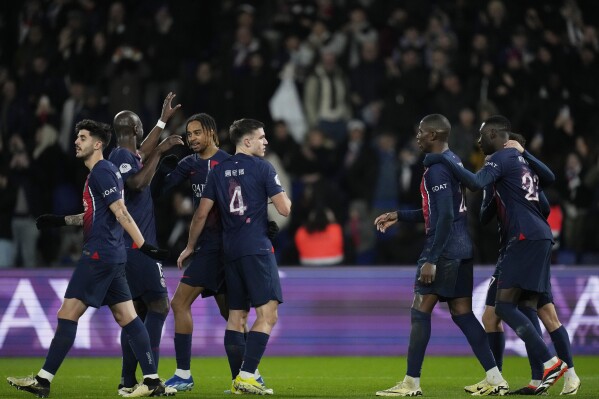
left=109, top=149, right=139, bottom=183
left=263, top=161, right=284, bottom=198
left=203, top=168, right=217, bottom=200
left=91, top=165, right=123, bottom=206
left=425, top=164, right=454, bottom=200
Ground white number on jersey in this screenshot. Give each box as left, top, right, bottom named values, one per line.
left=229, top=185, right=248, bottom=215
left=522, top=172, right=539, bottom=201
left=458, top=188, right=467, bottom=213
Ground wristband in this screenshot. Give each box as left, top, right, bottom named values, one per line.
left=156, top=120, right=166, bottom=129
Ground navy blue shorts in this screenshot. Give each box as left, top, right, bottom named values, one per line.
left=486, top=262, right=554, bottom=308
left=65, top=258, right=131, bottom=308
left=226, top=253, right=283, bottom=311
left=125, top=248, right=168, bottom=303
left=497, top=239, right=552, bottom=293
left=180, top=244, right=226, bottom=298
left=414, top=257, right=473, bottom=302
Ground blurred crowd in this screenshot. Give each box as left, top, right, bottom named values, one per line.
left=1, top=0, right=598, bottom=268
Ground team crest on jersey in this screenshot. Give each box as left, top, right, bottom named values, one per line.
left=119, top=163, right=132, bottom=173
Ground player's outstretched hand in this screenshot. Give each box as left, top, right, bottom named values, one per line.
left=177, top=246, right=193, bottom=270
left=267, top=221, right=279, bottom=240
left=140, top=242, right=170, bottom=261
left=374, top=211, right=398, bottom=233
left=36, top=214, right=66, bottom=230
left=156, top=135, right=185, bottom=154
left=160, top=92, right=181, bottom=122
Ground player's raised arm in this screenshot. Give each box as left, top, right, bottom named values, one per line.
left=178, top=196, right=215, bottom=269
left=138, top=92, right=181, bottom=161
left=126, top=135, right=184, bottom=191
left=424, top=153, right=496, bottom=191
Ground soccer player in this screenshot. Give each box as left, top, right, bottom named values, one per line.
left=7, top=119, right=173, bottom=398
left=464, top=132, right=580, bottom=396
left=154, top=113, right=230, bottom=392
left=108, top=92, right=183, bottom=395
left=373, top=114, right=507, bottom=397
left=424, top=115, right=568, bottom=395
left=177, top=118, right=291, bottom=395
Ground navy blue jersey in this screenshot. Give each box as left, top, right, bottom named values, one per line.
left=108, top=147, right=157, bottom=247
left=479, top=149, right=552, bottom=241
left=481, top=185, right=551, bottom=250
left=203, top=153, right=284, bottom=261
left=420, top=150, right=472, bottom=261
left=81, top=159, right=126, bottom=263
left=162, top=149, right=230, bottom=246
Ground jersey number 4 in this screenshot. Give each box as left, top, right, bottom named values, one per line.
left=229, top=185, right=248, bottom=215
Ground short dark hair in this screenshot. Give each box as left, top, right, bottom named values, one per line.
left=484, top=115, right=511, bottom=133
left=75, top=119, right=112, bottom=148
left=186, top=113, right=219, bottom=146
left=508, top=132, right=526, bottom=146
left=229, top=118, right=264, bottom=145
left=422, top=114, right=451, bottom=134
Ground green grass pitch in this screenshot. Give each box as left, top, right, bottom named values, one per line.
left=0, top=356, right=596, bottom=398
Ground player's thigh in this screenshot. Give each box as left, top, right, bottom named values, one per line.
left=412, top=293, right=438, bottom=313
left=171, top=281, right=204, bottom=310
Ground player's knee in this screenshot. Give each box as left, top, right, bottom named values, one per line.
left=170, top=295, right=187, bottom=314
left=148, top=297, right=170, bottom=317
left=482, top=307, right=502, bottom=331
left=538, top=305, right=561, bottom=332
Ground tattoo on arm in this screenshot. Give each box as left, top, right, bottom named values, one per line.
left=65, top=213, right=84, bottom=226
left=116, top=209, right=133, bottom=225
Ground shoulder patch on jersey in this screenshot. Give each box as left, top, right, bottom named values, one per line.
left=275, top=174, right=281, bottom=186
left=119, top=163, right=132, bottom=173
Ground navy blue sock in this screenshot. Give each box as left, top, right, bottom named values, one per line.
left=453, top=312, right=497, bottom=371
left=174, top=333, right=192, bottom=370
left=240, top=331, right=270, bottom=374
left=225, top=330, right=246, bottom=379
left=42, top=319, right=78, bottom=375
left=550, top=326, right=574, bottom=368
left=145, top=311, right=167, bottom=368
left=495, top=302, right=552, bottom=363
left=487, top=332, right=505, bottom=372
left=120, top=328, right=138, bottom=387
left=406, top=308, right=431, bottom=378
left=123, top=317, right=156, bottom=376
left=519, top=306, right=544, bottom=380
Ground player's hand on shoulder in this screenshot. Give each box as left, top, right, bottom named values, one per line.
left=504, top=139, right=524, bottom=153
left=36, top=214, right=66, bottom=230
left=140, top=242, right=170, bottom=261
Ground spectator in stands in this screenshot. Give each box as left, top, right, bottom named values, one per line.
left=295, top=205, right=343, bottom=266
